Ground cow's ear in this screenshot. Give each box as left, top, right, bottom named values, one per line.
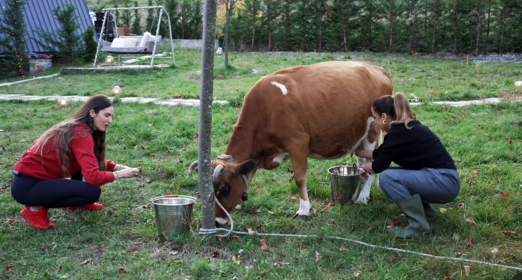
left=237, top=160, right=256, bottom=175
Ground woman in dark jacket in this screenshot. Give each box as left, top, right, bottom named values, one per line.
left=355, top=93, right=460, bottom=238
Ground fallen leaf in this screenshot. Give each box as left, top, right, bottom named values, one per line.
left=498, top=257, right=512, bottom=263
left=386, top=219, right=400, bottom=229
left=6, top=218, right=19, bottom=226
left=472, top=169, right=479, bottom=175
left=42, top=242, right=58, bottom=250
left=290, top=196, right=297, bottom=202
left=315, top=251, right=322, bottom=262
left=211, top=251, right=220, bottom=258
left=442, top=277, right=454, bottom=280
left=249, top=207, right=260, bottom=214
left=312, top=208, right=317, bottom=216
left=107, top=210, right=114, bottom=216
left=320, top=203, right=335, bottom=213
left=118, top=268, right=127, bottom=274
left=500, top=191, right=510, bottom=197
left=456, top=158, right=465, bottom=162
left=6, top=263, right=14, bottom=273
left=261, top=269, right=269, bottom=275
left=509, top=138, right=513, bottom=145
left=457, top=202, right=465, bottom=209
left=491, top=247, right=499, bottom=254
left=260, top=239, right=269, bottom=251
left=466, top=217, right=476, bottom=225
left=340, top=247, right=347, bottom=251
left=56, top=265, right=62, bottom=273
left=150, top=153, right=157, bottom=157
left=440, top=208, right=448, bottom=213
left=464, top=265, right=470, bottom=277
left=502, top=231, right=518, bottom=236
left=286, top=168, right=293, bottom=173
left=274, top=261, right=281, bottom=268
left=81, top=258, right=93, bottom=265
left=353, top=271, right=361, bottom=278
left=173, top=260, right=183, bottom=263
left=466, top=235, right=474, bottom=247
left=246, top=227, right=256, bottom=235
left=232, top=255, right=240, bottom=264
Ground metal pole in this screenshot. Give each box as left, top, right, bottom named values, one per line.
left=162, top=8, right=176, bottom=65
left=151, top=9, right=163, bottom=67
left=199, top=0, right=218, bottom=241
left=92, top=11, right=108, bottom=68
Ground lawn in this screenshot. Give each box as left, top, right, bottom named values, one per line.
left=1, top=51, right=522, bottom=279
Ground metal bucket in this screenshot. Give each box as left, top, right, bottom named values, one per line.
left=151, top=195, right=196, bottom=240
left=328, top=166, right=361, bottom=206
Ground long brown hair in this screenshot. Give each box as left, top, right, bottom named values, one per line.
left=34, top=95, right=113, bottom=177
left=372, top=92, right=415, bottom=129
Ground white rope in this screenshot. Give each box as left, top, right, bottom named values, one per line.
left=198, top=201, right=522, bottom=272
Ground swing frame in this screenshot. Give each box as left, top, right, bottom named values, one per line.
left=92, top=5, right=175, bottom=68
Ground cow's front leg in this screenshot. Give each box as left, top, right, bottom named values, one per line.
left=288, top=149, right=311, bottom=220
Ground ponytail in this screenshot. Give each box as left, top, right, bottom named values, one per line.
left=391, top=93, right=415, bottom=128
left=372, top=92, right=415, bottom=129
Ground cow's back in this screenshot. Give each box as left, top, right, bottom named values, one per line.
left=237, top=61, right=393, bottom=159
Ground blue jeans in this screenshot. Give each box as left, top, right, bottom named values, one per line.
left=379, top=168, right=460, bottom=203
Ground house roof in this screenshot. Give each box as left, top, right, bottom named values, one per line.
left=0, top=0, right=93, bottom=55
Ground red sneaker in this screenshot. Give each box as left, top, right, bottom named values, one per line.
left=42, top=208, right=56, bottom=229
left=20, top=206, right=53, bottom=230
left=66, top=203, right=104, bottom=211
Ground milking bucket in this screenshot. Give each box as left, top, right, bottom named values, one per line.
left=328, top=166, right=361, bottom=206
left=151, top=195, right=196, bottom=240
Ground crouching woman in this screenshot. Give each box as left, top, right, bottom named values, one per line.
left=11, top=95, right=139, bottom=230
left=356, top=93, right=460, bottom=238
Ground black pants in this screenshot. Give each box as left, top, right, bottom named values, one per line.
left=11, top=171, right=101, bottom=208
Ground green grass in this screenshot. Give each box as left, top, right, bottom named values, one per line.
left=2, top=50, right=521, bottom=103
left=2, top=52, right=522, bottom=279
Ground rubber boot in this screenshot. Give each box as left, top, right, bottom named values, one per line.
left=423, top=202, right=439, bottom=220
left=393, top=194, right=431, bottom=239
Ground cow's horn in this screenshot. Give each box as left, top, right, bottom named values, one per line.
left=188, top=161, right=199, bottom=180
left=212, top=164, right=225, bottom=184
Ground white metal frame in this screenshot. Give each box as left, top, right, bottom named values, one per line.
left=92, top=6, right=175, bottom=68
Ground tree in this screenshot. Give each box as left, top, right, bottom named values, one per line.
left=218, top=0, right=240, bottom=68
left=131, top=2, right=141, bottom=35
left=82, top=26, right=97, bottom=63
left=0, top=0, right=29, bottom=76
left=34, top=4, right=83, bottom=65
left=261, top=0, right=282, bottom=51
left=243, top=0, right=261, bottom=51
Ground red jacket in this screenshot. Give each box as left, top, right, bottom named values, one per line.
left=14, top=124, right=116, bottom=186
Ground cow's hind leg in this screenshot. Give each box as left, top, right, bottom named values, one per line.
left=353, top=131, right=379, bottom=204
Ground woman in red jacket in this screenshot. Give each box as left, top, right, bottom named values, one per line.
left=11, top=95, right=139, bottom=230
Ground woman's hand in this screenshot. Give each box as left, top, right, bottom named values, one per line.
left=115, top=164, right=133, bottom=171
left=113, top=168, right=140, bottom=179
left=358, top=167, right=369, bottom=180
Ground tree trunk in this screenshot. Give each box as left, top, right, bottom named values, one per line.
left=199, top=0, right=218, bottom=243
left=431, top=0, right=438, bottom=54
left=475, top=1, right=483, bottom=55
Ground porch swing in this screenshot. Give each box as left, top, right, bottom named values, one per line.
left=92, top=5, right=175, bottom=68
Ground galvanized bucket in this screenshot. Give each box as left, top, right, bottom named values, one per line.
left=328, top=166, right=361, bottom=206
left=151, top=195, right=196, bottom=240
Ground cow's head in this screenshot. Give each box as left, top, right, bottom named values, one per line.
left=188, top=157, right=256, bottom=225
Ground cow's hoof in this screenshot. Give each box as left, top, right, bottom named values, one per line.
left=354, top=197, right=370, bottom=205
left=292, top=213, right=309, bottom=220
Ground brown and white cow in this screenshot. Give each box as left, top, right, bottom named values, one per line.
left=189, top=61, right=393, bottom=225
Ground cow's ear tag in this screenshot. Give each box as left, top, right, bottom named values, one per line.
left=237, top=160, right=256, bottom=175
